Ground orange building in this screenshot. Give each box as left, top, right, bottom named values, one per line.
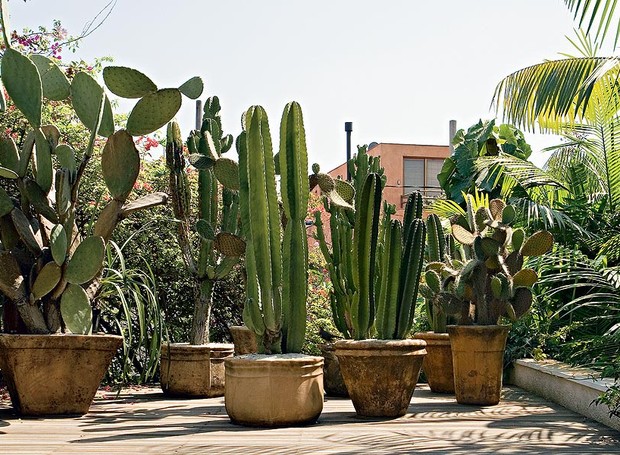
left=322, top=142, right=450, bottom=219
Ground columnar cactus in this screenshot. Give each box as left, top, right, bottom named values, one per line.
left=165, top=97, right=243, bottom=345
left=421, top=195, right=553, bottom=325
left=313, top=145, right=426, bottom=340
left=0, top=11, right=200, bottom=334
left=238, top=102, right=309, bottom=354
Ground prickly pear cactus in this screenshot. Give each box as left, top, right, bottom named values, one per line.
left=0, top=22, right=193, bottom=334
left=420, top=195, right=553, bottom=325
left=165, top=96, right=244, bottom=346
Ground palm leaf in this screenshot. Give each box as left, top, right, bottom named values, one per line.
left=564, top=0, right=620, bottom=48
left=493, top=57, right=620, bottom=132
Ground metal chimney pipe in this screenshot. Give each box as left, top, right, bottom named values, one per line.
left=195, top=100, right=203, bottom=130
left=449, top=120, right=457, bottom=154
left=345, top=121, right=353, bottom=180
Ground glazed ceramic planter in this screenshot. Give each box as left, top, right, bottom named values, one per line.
left=0, top=333, right=122, bottom=415
left=447, top=325, right=510, bottom=405
left=319, top=343, right=348, bottom=397
left=228, top=325, right=258, bottom=355
left=224, top=354, right=324, bottom=427
left=160, top=342, right=234, bottom=398
left=413, top=332, right=454, bottom=393
left=334, top=339, right=427, bottom=417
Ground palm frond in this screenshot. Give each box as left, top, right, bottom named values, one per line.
left=564, top=0, right=620, bottom=48
left=493, top=57, right=620, bottom=133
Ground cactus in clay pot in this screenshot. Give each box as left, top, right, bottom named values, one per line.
left=238, top=102, right=310, bottom=354
left=420, top=194, right=554, bottom=325
left=313, top=145, right=426, bottom=340
left=165, top=96, right=244, bottom=345
left=0, top=16, right=201, bottom=334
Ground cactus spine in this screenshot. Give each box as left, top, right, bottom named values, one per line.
left=239, top=102, right=309, bottom=354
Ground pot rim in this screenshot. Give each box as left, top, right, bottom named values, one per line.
left=333, top=338, right=427, bottom=351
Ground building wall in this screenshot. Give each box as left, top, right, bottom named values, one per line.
left=322, top=143, right=450, bottom=219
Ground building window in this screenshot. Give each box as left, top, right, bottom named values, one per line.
left=403, top=158, right=443, bottom=200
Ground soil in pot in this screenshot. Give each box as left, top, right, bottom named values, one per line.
left=224, top=353, right=324, bottom=427
left=447, top=325, right=509, bottom=406
left=0, top=333, right=122, bottom=416
left=334, top=339, right=427, bottom=417
left=413, top=332, right=454, bottom=394
left=160, top=342, right=234, bottom=398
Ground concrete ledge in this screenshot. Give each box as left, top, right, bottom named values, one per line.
left=510, top=358, right=619, bottom=431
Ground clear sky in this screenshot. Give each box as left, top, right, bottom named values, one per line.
left=7, top=0, right=587, bottom=169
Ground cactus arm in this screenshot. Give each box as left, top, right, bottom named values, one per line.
left=244, top=107, right=282, bottom=349
left=237, top=131, right=266, bottom=342
left=351, top=173, right=381, bottom=339
left=376, top=220, right=403, bottom=339
left=396, top=218, right=426, bottom=339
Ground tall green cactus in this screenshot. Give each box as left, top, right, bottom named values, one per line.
left=313, top=144, right=427, bottom=340
left=0, top=12, right=198, bottom=335
left=420, top=195, right=554, bottom=325
left=165, top=97, right=243, bottom=345
left=238, top=102, right=309, bottom=354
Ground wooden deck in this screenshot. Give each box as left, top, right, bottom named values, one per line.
left=1, top=385, right=619, bottom=454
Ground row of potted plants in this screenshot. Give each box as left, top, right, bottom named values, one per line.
left=0, top=3, right=555, bottom=423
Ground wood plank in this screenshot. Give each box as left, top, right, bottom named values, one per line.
left=0, top=385, right=618, bottom=454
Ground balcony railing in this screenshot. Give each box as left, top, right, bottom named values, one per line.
left=400, top=186, right=443, bottom=208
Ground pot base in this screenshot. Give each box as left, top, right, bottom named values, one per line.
left=0, top=333, right=122, bottom=416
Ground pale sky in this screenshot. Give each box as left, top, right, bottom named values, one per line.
left=7, top=0, right=589, bottom=169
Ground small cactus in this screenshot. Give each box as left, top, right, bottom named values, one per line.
left=423, top=195, right=553, bottom=325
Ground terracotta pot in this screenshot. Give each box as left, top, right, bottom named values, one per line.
left=225, top=354, right=324, bottom=427
left=447, top=325, right=509, bottom=405
left=228, top=325, right=258, bottom=355
left=334, top=339, right=427, bottom=417
left=0, top=333, right=122, bottom=415
left=160, top=342, right=234, bottom=398
left=413, top=332, right=454, bottom=393
left=319, top=343, right=348, bottom=397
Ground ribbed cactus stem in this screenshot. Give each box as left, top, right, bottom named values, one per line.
left=241, top=106, right=283, bottom=353
left=279, top=102, right=309, bottom=353
left=351, top=173, right=381, bottom=339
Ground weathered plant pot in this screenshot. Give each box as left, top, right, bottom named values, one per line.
left=319, top=343, right=348, bottom=397
left=160, top=342, right=234, bottom=398
left=228, top=325, right=258, bottom=355
left=447, top=325, right=509, bottom=405
left=334, top=339, right=427, bottom=417
left=0, top=333, right=122, bottom=416
left=225, top=354, right=324, bottom=427
left=413, top=332, right=454, bottom=393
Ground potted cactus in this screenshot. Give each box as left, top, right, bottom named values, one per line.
left=224, top=102, right=323, bottom=427
left=426, top=194, right=553, bottom=405
left=160, top=97, right=244, bottom=398
left=313, top=148, right=428, bottom=418
left=413, top=213, right=458, bottom=394
left=0, top=6, right=200, bottom=415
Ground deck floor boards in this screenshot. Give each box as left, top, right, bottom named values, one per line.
left=1, top=385, right=618, bottom=454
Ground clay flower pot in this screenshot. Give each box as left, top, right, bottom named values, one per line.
left=413, top=332, right=454, bottom=393
left=224, top=354, right=324, bottom=427
left=447, top=325, right=510, bottom=405
left=228, top=325, right=258, bottom=355
left=0, top=333, right=122, bottom=416
left=319, top=343, right=348, bottom=397
left=160, top=342, right=234, bottom=398
left=334, top=339, right=427, bottom=417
